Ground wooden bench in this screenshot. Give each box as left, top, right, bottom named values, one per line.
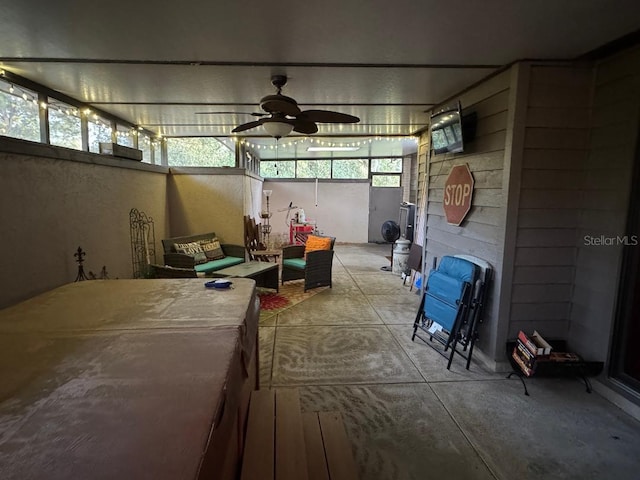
left=240, top=389, right=359, bottom=480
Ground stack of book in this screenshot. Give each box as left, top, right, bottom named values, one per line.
left=512, top=330, right=552, bottom=377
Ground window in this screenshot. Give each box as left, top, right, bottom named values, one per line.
left=116, top=124, right=134, bottom=147
left=371, top=158, right=401, bottom=187
left=48, top=98, right=82, bottom=150
left=332, top=159, right=369, bottom=179
left=296, top=160, right=331, bottom=178
left=259, top=155, right=404, bottom=181
left=139, top=133, right=152, bottom=163
left=166, top=137, right=234, bottom=166
left=0, top=79, right=40, bottom=142
left=372, top=175, right=401, bottom=187
left=371, top=158, right=402, bottom=173
left=88, top=113, right=113, bottom=153
left=261, top=161, right=295, bottom=178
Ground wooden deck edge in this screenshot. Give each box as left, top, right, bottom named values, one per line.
left=241, top=389, right=359, bottom=480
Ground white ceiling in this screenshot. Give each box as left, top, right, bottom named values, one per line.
left=1, top=0, right=639, bottom=160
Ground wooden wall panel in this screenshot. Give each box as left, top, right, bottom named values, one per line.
left=520, top=169, right=586, bottom=190
left=526, top=107, right=592, bottom=129
left=517, top=209, right=581, bottom=228
left=422, top=67, right=510, bottom=365
left=523, top=128, right=590, bottom=150
left=514, top=247, right=576, bottom=266
left=512, top=284, right=573, bottom=303
left=516, top=228, right=577, bottom=247
left=519, top=189, right=584, bottom=209
left=513, top=266, right=575, bottom=284
left=508, top=319, right=570, bottom=340
left=522, top=149, right=589, bottom=170
left=427, top=215, right=499, bottom=246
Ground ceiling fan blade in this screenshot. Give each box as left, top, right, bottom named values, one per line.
left=293, top=120, right=319, bottom=135
left=231, top=119, right=264, bottom=133
left=260, top=94, right=301, bottom=116
left=299, top=110, right=360, bottom=124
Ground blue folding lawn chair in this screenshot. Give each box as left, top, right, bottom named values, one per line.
left=412, top=255, right=491, bottom=370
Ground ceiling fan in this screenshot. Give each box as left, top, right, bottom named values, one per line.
left=231, top=75, right=360, bottom=138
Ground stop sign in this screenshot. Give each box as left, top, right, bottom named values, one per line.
left=443, top=164, right=474, bottom=225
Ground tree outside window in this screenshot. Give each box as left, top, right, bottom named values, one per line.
left=49, top=99, right=82, bottom=150
left=166, top=137, right=234, bottom=166
left=0, top=81, right=40, bottom=142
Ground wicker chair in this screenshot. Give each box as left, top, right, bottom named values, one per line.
left=281, top=236, right=335, bottom=291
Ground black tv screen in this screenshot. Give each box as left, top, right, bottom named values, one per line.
left=430, top=102, right=464, bottom=154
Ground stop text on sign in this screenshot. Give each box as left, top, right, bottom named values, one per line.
left=443, top=164, right=474, bottom=225
left=444, top=183, right=471, bottom=207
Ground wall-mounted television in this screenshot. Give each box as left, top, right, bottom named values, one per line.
left=430, top=102, right=464, bottom=155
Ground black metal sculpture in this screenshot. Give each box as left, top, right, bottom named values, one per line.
left=74, top=246, right=89, bottom=281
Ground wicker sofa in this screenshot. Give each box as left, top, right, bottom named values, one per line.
left=161, top=232, right=245, bottom=275
left=281, top=236, right=335, bottom=291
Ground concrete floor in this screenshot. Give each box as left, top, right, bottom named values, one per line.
left=259, top=243, right=640, bottom=480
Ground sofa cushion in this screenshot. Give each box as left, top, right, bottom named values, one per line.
left=283, top=258, right=306, bottom=270
left=194, top=256, right=244, bottom=274
left=174, top=241, right=207, bottom=265
left=199, top=237, right=225, bottom=260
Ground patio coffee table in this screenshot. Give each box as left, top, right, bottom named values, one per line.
left=210, top=261, right=279, bottom=292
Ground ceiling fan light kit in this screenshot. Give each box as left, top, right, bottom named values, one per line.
left=232, top=75, right=360, bottom=138
left=262, top=120, right=293, bottom=138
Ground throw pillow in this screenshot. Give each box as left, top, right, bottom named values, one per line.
left=174, top=241, right=208, bottom=265
left=304, top=235, right=332, bottom=257
left=200, top=237, right=225, bottom=260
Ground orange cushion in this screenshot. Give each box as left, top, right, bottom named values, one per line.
left=304, top=235, right=332, bottom=256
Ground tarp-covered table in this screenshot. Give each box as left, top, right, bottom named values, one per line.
left=0, top=279, right=260, bottom=480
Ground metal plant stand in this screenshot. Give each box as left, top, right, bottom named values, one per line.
left=261, top=190, right=273, bottom=248
left=129, top=208, right=156, bottom=278
left=74, top=246, right=89, bottom=281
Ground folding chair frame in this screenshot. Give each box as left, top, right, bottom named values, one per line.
left=411, top=255, right=492, bottom=370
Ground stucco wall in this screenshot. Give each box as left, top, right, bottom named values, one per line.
left=167, top=169, right=251, bottom=246
left=0, top=139, right=169, bottom=309
left=262, top=180, right=370, bottom=245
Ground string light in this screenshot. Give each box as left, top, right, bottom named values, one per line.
left=235, top=136, right=416, bottom=151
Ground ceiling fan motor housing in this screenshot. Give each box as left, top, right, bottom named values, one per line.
left=271, top=74, right=288, bottom=90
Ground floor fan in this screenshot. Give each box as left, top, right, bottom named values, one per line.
left=380, top=220, right=400, bottom=271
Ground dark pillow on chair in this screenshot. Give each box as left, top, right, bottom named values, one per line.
left=174, top=241, right=208, bottom=265
left=200, top=237, right=225, bottom=260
